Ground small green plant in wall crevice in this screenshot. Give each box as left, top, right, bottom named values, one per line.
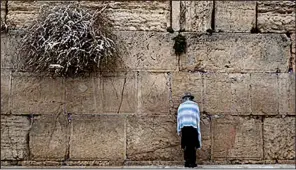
left=19, top=4, right=119, bottom=77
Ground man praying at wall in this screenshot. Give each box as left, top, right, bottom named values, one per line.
left=177, top=92, right=201, bottom=168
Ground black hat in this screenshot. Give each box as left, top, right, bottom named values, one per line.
left=182, top=92, right=194, bottom=100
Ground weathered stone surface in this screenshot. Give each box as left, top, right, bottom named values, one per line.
left=1, top=69, right=11, bottom=114
left=215, top=1, right=256, bottom=32
left=180, top=1, right=212, bottom=32
left=65, top=76, right=98, bottom=114
left=250, top=73, right=278, bottom=115
left=182, top=33, right=291, bottom=73
left=29, top=114, right=69, bottom=160
left=1, top=116, right=30, bottom=160
left=7, top=1, right=77, bottom=28
left=11, top=73, right=65, bottom=114
left=264, top=117, right=295, bottom=160
left=81, top=1, right=170, bottom=32
left=204, top=73, right=231, bottom=114
left=212, top=116, right=263, bottom=159
left=127, top=115, right=182, bottom=161
left=197, top=116, right=211, bottom=161
left=204, top=73, right=251, bottom=114
left=116, top=31, right=178, bottom=71
left=258, top=1, right=296, bottom=33
left=138, top=72, right=170, bottom=114
left=70, top=115, right=125, bottom=160
left=229, top=73, right=252, bottom=114
left=279, top=73, right=295, bottom=115
left=1, top=33, right=19, bottom=69
left=101, top=72, right=136, bottom=113
left=171, top=72, right=203, bottom=114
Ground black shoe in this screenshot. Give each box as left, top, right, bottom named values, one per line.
left=184, top=162, right=190, bottom=167
left=189, top=163, right=197, bottom=168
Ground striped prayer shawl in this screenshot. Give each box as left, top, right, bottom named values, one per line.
left=177, top=100, right=202, bottom=149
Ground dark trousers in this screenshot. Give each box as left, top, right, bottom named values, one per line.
left=181, top=126, right=199, bottom=167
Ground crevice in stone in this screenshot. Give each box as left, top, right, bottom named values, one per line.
left=250, top=2, right=261, bottom=33
left=261, top=116, right=265, bottom=160
left=211, top=0, right=215, bottom=32
left=117, top=72, right=127, bottom=113
left=166, top=0, right=174, bottom=33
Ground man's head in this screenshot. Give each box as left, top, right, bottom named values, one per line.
left=182, top=92, right=194, bottom=102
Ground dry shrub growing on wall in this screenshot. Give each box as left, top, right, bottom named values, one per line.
left=19, top=4, right=118, bottom=77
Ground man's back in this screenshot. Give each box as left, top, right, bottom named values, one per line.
left=177, top=100, right=200, bottom=134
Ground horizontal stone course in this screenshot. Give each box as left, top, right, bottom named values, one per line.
left=181, top=33, right=291, bottom=73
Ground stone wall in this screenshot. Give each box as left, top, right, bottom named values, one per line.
left=1, top=0, right=295, bottom=166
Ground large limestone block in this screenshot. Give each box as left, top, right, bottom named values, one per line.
left=264, top=117, right=295, bottom=160
left=204, top=73, right=231, bottom=114
left=204, top=73, right=251, bottom=114
left=65, top=76, right=99, bottom=114
left=250, top=73, right=278, bottom=115
left=181, top=33, right=291, bottom=73
left=258, top=1, right=296, bottom=33
left=11, top=73, right=65, bottom=114
left=1, top=116, right=30, bottom=160
left=101, top=72, right=137, bottom=113
left=80, top=1, right=170, bottom=31
left=215, top=1, right=256, bottom=32
left=70, top=115, right=125, bottom=160
left=138, top=72, right=170, bottom=115
left=127, top=115, right=182, bottom=161
left=179, top=1, right=213, bottom=32
left=171, top=72, right=203, bottom=114
left=212, top=116, right=263, bottom=159
left=29, top=114, right=69, bottom=160
left=1, top=69, right=11, bottom=114
left=279, top=73, right=295, bottom=115
left=1, top=33, right=19, bottom=69
left=116, top=31, right=178, bottom=71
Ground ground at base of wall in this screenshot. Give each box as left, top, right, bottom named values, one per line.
left=1, top=164, right=296, bottom=169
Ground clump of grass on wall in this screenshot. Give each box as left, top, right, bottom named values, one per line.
left=19, top=4, right=118, bottom=77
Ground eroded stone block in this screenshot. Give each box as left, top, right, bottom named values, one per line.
left=250, top=73, right=278, bottom=115
left=182, top=33, right=290, bottom=73
left=11, top=73, right=65, bottom=114
left=1, top=69, right=11, bottom=114
left=70, top=115, right=125, bottom=160
left=29, top=114, right=69, bottom=160
left=180, top=1, right=213, bottom=32
left=80, top=1, right=170, bottom=31
left=279, top=73, right=295, bottom=115
left=258, top=1, right=296, bottom=33
left=127, top=115, right=182, bottom=161
left=1, top=116, right=30, bottom=160
left=138, top=72, right=170, bottom=114
left=215, top=1, right=256, bottom=32
left=65, top=76, right=98, bottom=114
left=102, top=72, right=136, bottom=113
left=264, top=117, right=295, bottom=160
left=116, top=31, right=178, bottom=71
left=212, top=116, right=263, bottom=159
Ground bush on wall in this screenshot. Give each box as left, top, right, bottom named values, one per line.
left=19, top=4, right=118, bottom=77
